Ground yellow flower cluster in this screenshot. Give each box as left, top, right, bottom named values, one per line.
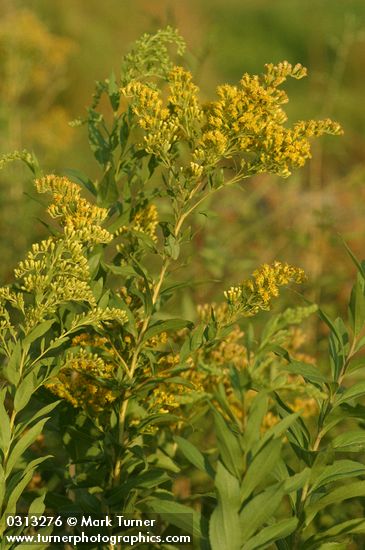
left=224, top=261, right=306, bottom=316
left=121, top=59, right=342, bottom=178
left=9, top=177, right=128, bottom=330
left=132, top=204, right=159, bottom=240
left=194, top=62, right=342, bottom=173
left=35, top=175, right=112, bottom=245
left=121, top=82, right=178, bottom=158
left=47, top=348, right=117, bottom=413
left=116, top=204, right=159, bottom=247
left=116, top=203, right=159, bottom=262
left=167, top=66, right=203, bottom=139
left=14, top=237, right=97, bottom=328
left=148, top=381, right=199, bottom=414
left=72, top=332, right=109, bottom=348
left=69, top=307, right=128, bottom=331
left=121, top=66, right=202, bottom=159
left=157, top=351, right=180, bottom=369
left=149, top=386, right=181, bottom=414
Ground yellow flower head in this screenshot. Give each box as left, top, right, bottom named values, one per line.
left=35, top=175, right=112, bottom=244
left=224, top=261, right=306, bottom=317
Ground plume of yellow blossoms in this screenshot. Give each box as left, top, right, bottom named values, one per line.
left=224, top=261, right=306, bottom=317
left=121, top=61, right=342, bottom=177
left=12, top=175, right=126, bottom=330
left=121, top=66, right=203, bottom=159
left=47, top=349, right=117, bottom=413
left=35, top=175, right=112, bottom=244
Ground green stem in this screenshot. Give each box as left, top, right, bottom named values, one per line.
left=112, top=169, right=248, bottom=483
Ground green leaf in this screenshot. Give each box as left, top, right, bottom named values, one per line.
left=265, top=344, right=291, bottom=362
left=346, top=354, right=365, bottom=374
left=0, top=390, right=11, bottom=451
left=303, top=518, right=365, bottom=548
left=255, top=411, right=302, bottom=456
left=131, top=258, right=153, bottom=315
left=149, top=449, right=180, bottom=473
left=174, top=436, right=214, bottom=477
left=265, top=394, right=310, bottom=461
left=209, top=462, right=241, bottom=550
left=305, top=480, right=365, bottom=526
left=97, top=164, right=118, bottom=206
left=274, top=395, right=310, bottom=450
left=2, top=340, right=22, bottom=385
left=165, top=234, right=180, bottom=260
left=146, top=498, right=202, bottom=538
left=28, top=493, right=46, bottom=515
left=240, top=484, right=285, bottom=542
left=242, top=393, right=268, bottom=453
left=9, top=541, right=51, bottom=550
left=349, top=272, right=365, bottom=336
left=327, top=317, right=349, bottom=380
left=310, top=460, right=365, bottom=492
left=281, top=361, right=327, bottom=386
left=341, top=238, right=365, bottom=280
left=5, top=418, right=49, bottom=477
left=143, top=318, right=193, bottom=344
left=3, top=457, right=50, bottom=520
left=334, top=381, right=365, bottom=406
left=240, top=438, right=281, bottom=502
left=137, top=413, right=180, bottom=430
left=242, top=517, right=298, bottom=550
left=119, top=117, right=129, bottom=152
left=332, top=430, right=365, bottom=451
left=88, top=109, right=109, bottom=164
left=98, top=290, right=110, bottom=309
left=107, top=71, right=120, bottom=111
left=88, top=252, right=102, bottom=278
left=179, top=324, right=205, bottom=362
left=354, top=334, right=365, bottom=354
left=107, top=470, right=170, bottom=506
left=213, top=411, right=243, bottom=479
left=19, top=401, right=59, bottom=434
left=24, top=319, right=55, bottom=347
left=283, top=468, right=311, bottom=494
left=1, top=470, right=34, bottom=520
left=14, top=374, right=36, bottom=413
left=317, top=308, right=341, bottom=345
left=316, top=544, right=349, bottom=550
left=338, top=402, right=365, bottom=421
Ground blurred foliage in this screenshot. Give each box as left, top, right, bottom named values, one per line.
left=0, top=0, right=75, bottom=281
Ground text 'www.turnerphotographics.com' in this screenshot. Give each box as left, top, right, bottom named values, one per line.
left=5, top=514, right=193, bottom=547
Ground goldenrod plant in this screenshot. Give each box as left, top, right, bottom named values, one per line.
left=2, top=27, right=365, bottom=549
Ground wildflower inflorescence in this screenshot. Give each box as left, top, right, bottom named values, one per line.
left=35, top=175, right=112, bottom=244
left=121, top=60, right=342, bottom=178
left=46, top=348, right=117, bottom=412
left=224, top=261, right=306, bottom=317
left=1, top=176, right=128, bottom=331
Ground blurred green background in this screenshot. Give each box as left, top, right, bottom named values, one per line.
left=1, top=0, right=365, bottom=343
